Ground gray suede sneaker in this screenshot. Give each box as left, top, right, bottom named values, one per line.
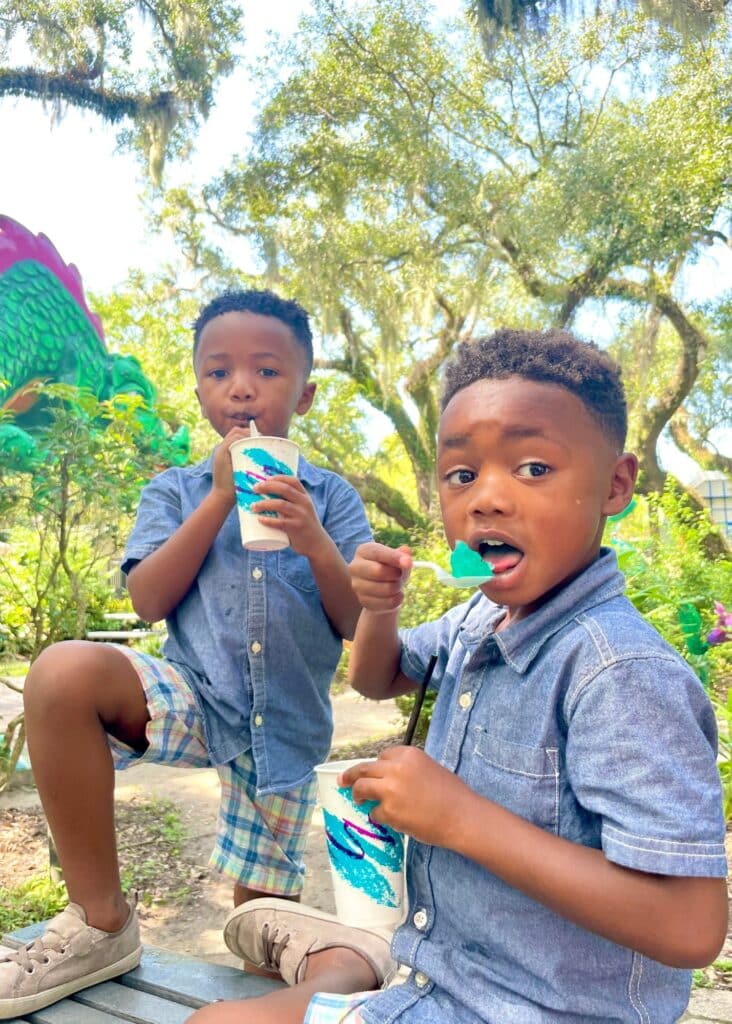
left=223, top=898, right=396, bottom=987
left=0, top=902, right=142, bottom=1019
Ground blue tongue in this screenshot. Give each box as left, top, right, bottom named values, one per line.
left=450, top=541, right=494, bottom=579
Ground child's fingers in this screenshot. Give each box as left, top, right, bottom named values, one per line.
left=338, top=758, right=383, bottom=788
left=252, top=475, right=305, bottom=498
left=352, top=543, right=412, bottom=579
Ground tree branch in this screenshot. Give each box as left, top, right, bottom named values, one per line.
left=0, top=67, right=176, bottom=123
left=669, top=407, right=732, bottom=475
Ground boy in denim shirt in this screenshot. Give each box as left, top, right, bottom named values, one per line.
left=0, top=289, right=371, bottom=1019
left=195, top=328, right=726, bottom=1024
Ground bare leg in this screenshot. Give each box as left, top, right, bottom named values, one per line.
left=186, top=947, right=378, bottom=1023
left=23, top=640, right=150, bottom=932
left=233, top=884, right=300, bottom=977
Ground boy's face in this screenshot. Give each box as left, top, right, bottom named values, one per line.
left=194, top=311, right=315, bottom=439
left=437, top=376, right=637, bottom=627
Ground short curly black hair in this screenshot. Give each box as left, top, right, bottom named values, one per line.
left=192, top=288, right=313, bottom=374
left=441, top=328, right=628, bottom=450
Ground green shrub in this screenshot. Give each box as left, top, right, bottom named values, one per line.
left=607, top=487, right=731, bottom=692
left=0, top=876, right=68, bottom=935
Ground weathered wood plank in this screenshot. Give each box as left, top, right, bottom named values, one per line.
left=26, top=1000, right=117, bottom=1023
left=120, top=947, right=282, bottom=1007
left=74, top=979, right=192, bottom=1023
left=4, top=922, right=43, bottom=948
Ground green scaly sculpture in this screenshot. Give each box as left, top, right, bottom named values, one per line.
left=0, top=215, right=188, bottom=471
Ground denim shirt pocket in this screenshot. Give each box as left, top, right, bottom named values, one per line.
left=466, top=729, right=560, bottom=834
left=276, top=548, right=319, bottom=593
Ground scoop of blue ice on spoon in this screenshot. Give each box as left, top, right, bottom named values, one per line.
left=412, top=541, right=494, bottom=589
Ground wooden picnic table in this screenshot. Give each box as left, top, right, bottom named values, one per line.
left=2, top=921, right=283, bottom=1023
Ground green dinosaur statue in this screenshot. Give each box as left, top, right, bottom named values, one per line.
left=0, top=215, right=188, bottom=471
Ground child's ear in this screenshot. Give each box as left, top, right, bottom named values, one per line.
left=295, top=380, right=317, bottom=416
left=602, top=452, right=639, bottom=517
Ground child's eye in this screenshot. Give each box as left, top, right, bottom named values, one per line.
left=517, top=462, right=550, bottom=479
left=208, top=368, right=228, bottom=379
left=258, top=368, right=279, bottom=378
left=444, top=468, right=475, bottom=487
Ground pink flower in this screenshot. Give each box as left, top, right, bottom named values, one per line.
left=707, top=603, right=730, bottom=646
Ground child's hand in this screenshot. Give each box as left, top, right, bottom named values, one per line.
left=340, top=747, right=472, bottom=848
left=211, top=426, right=253, bottom=505
left=251, top=475, right=326, bottom=556
left=350, top=542, right=412, bottom=614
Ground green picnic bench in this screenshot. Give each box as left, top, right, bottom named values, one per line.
left=1, top=922, right=284, bottom=1023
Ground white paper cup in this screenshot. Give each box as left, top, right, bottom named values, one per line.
left=315, top=759, right=405, bottom=929
left=229, top=435, right=299, bottom=551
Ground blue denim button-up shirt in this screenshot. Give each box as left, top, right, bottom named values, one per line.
left=121, top=454, right=371, bottom=791
left=362, top=549, right=726, bottom=1024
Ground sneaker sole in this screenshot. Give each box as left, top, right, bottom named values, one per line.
left=0, top=945, right=142, bottom=1018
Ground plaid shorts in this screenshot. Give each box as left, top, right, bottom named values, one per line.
left=108, top=646, right=317, bottom=894
left=304, top=991, right=372, bottom=1024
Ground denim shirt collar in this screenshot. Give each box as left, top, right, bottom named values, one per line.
left=459, top=548, right=625, bottom=675
left=189, top=452, right=325, bottom=487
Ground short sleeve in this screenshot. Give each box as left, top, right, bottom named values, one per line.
left=566, top=655, right=727, bottom=877
left=320, top=477, right=372, bottom=563
left=121, top=469, right=183, bottom=575
left=399, top=599, right=477, bottom=691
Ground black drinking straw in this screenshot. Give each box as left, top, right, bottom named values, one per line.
left=403, top=654, right=438, bottom=745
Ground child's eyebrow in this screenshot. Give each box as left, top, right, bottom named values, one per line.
left=500, top=424, right=551, bottom=440
left=440, top=424, right=570, bottom=450
left=199, top=351, right=231, bottom=364
left=440, top=426, right=548, bottom=447
left=439, top=433, right=471, bottom=449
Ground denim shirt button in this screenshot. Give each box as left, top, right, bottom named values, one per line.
left=413, top=909, right=428, bottom=930
left=252, top=567, right=263, bottom=580
left=414, top=971, right=430, bottom=988
left=251, top=641, right=262, bottom=654
left=253, top=713, right=263, bottom=727
left=458, top=691, right=472, bottom=709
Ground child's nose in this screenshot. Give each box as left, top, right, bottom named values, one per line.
left=467, top=471, right=514, bottom=517
left=229, top=371, right=255, bottom=400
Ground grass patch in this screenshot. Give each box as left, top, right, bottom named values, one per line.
left=117, top=797, right=192, bottom=908
left=0, top=875, right=68, bottom=935
left=693, top=959, right=732, bottom=989
left=0, top=797, right=198, bottom=931
left=0, top=660, right=29, bottom=678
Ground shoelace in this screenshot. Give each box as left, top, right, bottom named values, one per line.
left=1, top=933, right=67, bottom=972
left=260, top=923, right=291, bottom=973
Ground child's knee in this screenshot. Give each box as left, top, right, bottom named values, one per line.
left=24, top=640, right=113, bottom=715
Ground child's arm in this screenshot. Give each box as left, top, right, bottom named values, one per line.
left=127, top=427, right=247, bottom=622
left=249, top=475, right=363, bottom=640
left=347, top=541, right=419, bottom=699
left=342, top=750, right=728, bottom=968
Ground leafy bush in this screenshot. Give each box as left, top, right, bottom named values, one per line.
left=607, top=487, right=731, bottom=693
left=0, top=876, right=68, bottom=934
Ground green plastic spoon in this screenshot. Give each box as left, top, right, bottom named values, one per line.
left=412, top=541, right=494, bottom=589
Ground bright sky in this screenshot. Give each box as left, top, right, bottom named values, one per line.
left=0, top=5, right=317, bottom=292
left=0, top=1, right=727, bottom=481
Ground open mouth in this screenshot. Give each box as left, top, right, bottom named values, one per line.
left=478, top=539, right=523, bottom=575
